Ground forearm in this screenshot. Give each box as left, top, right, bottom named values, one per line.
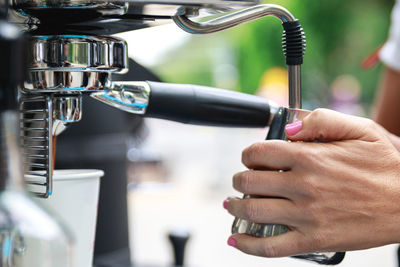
left=373, top=67, right=400, bottom=136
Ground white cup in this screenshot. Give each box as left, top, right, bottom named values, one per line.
left=26, top=169, right=104, bottom=267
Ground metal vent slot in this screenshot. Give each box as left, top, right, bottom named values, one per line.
left=20, top=96, right=53, bottom=198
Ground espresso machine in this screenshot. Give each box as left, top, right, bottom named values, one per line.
left=10, top=0, right=305, bottom=197
left=3, top=0, right=345, bottom=265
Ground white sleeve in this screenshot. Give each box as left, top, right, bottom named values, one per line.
left=379, top=0, right=400, bottom=72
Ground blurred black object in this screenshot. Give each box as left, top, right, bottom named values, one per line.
left=168, top=230, right=191, bottom=267
left=397, top=245, right=400, bottom=267
left=56, top=58, right=161, bottom=267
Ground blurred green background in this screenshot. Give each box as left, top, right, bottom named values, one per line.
left=152, top=0, right=394, bottom=113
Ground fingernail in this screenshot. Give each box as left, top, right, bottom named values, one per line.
left=285, top=121, right=303, bottom=136
left=227, top=236, right=237, bottom=247
left=223, top=198, right=229, bottom=209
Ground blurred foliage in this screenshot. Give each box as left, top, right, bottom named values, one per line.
left=154, top=0, right=394, bottom=111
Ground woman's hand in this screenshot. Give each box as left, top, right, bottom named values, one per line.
left=224, top=108, right=400, bottom=257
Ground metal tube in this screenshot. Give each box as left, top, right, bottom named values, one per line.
left=288, top=65, right=301, bottom=109
left=173, top=4, right=302, bottom=108
left=173, top=4, right=295, bottom=34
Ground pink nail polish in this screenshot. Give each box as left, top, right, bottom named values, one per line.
left=227, top=237, right=237, bottom=247
left=285, top=121, right=303, bottom=136
left=223, top=198, right=229, bottom=209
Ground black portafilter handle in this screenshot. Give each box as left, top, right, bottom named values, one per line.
left=144, top=81, right=272, bottom=128
left=168, top=230, right=190, bottom=267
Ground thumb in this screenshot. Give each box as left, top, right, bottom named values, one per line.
left=285, top=108, right=378, bottom=142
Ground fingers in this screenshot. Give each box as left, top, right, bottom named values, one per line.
left=242, top=140, right=297, bottom=170
left=285, top=108, right=380, bottom=142
left=225, top=197, right=299, bottom=226
left=228, top=231, right=307, bottom=258
left=233, top=170, right=296, bottom=198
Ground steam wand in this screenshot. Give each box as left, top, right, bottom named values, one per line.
left=173, top=4, right=305, bottom=109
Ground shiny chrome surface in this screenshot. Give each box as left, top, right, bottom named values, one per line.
left=24, top=71, right=111, bottom=92
left=52, top=95, right=82, bottom=123
left=52, top=95, right=82, bottom=138
left=8, top=0, right=260, bottom=35
left=12, top=0, right=129, bottom=15
left=19, top=96, right=53, bottom=198
left=90, top=81, right=150, bottom=114
left=288, top=65, right=302, bottom=109
left=21, top=34, right=124, bottom=197
left=12, top=0, right=259, bottom=16
left=19, top=94, right=82, bottom=198
left=173, top=4, right=302, bottom=109
left=123, top=0, right=258, bottom=4
left=29, top=35, right=128, bottom=72
left=286, top=107, right=310, bottom=122
left=127, top=0, right=260, bottom=16
left=13, top=0, right=258, bottom=8
left=25, top=35, right=127, bottom=93
left=173, top=4, right=295, bottom=34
